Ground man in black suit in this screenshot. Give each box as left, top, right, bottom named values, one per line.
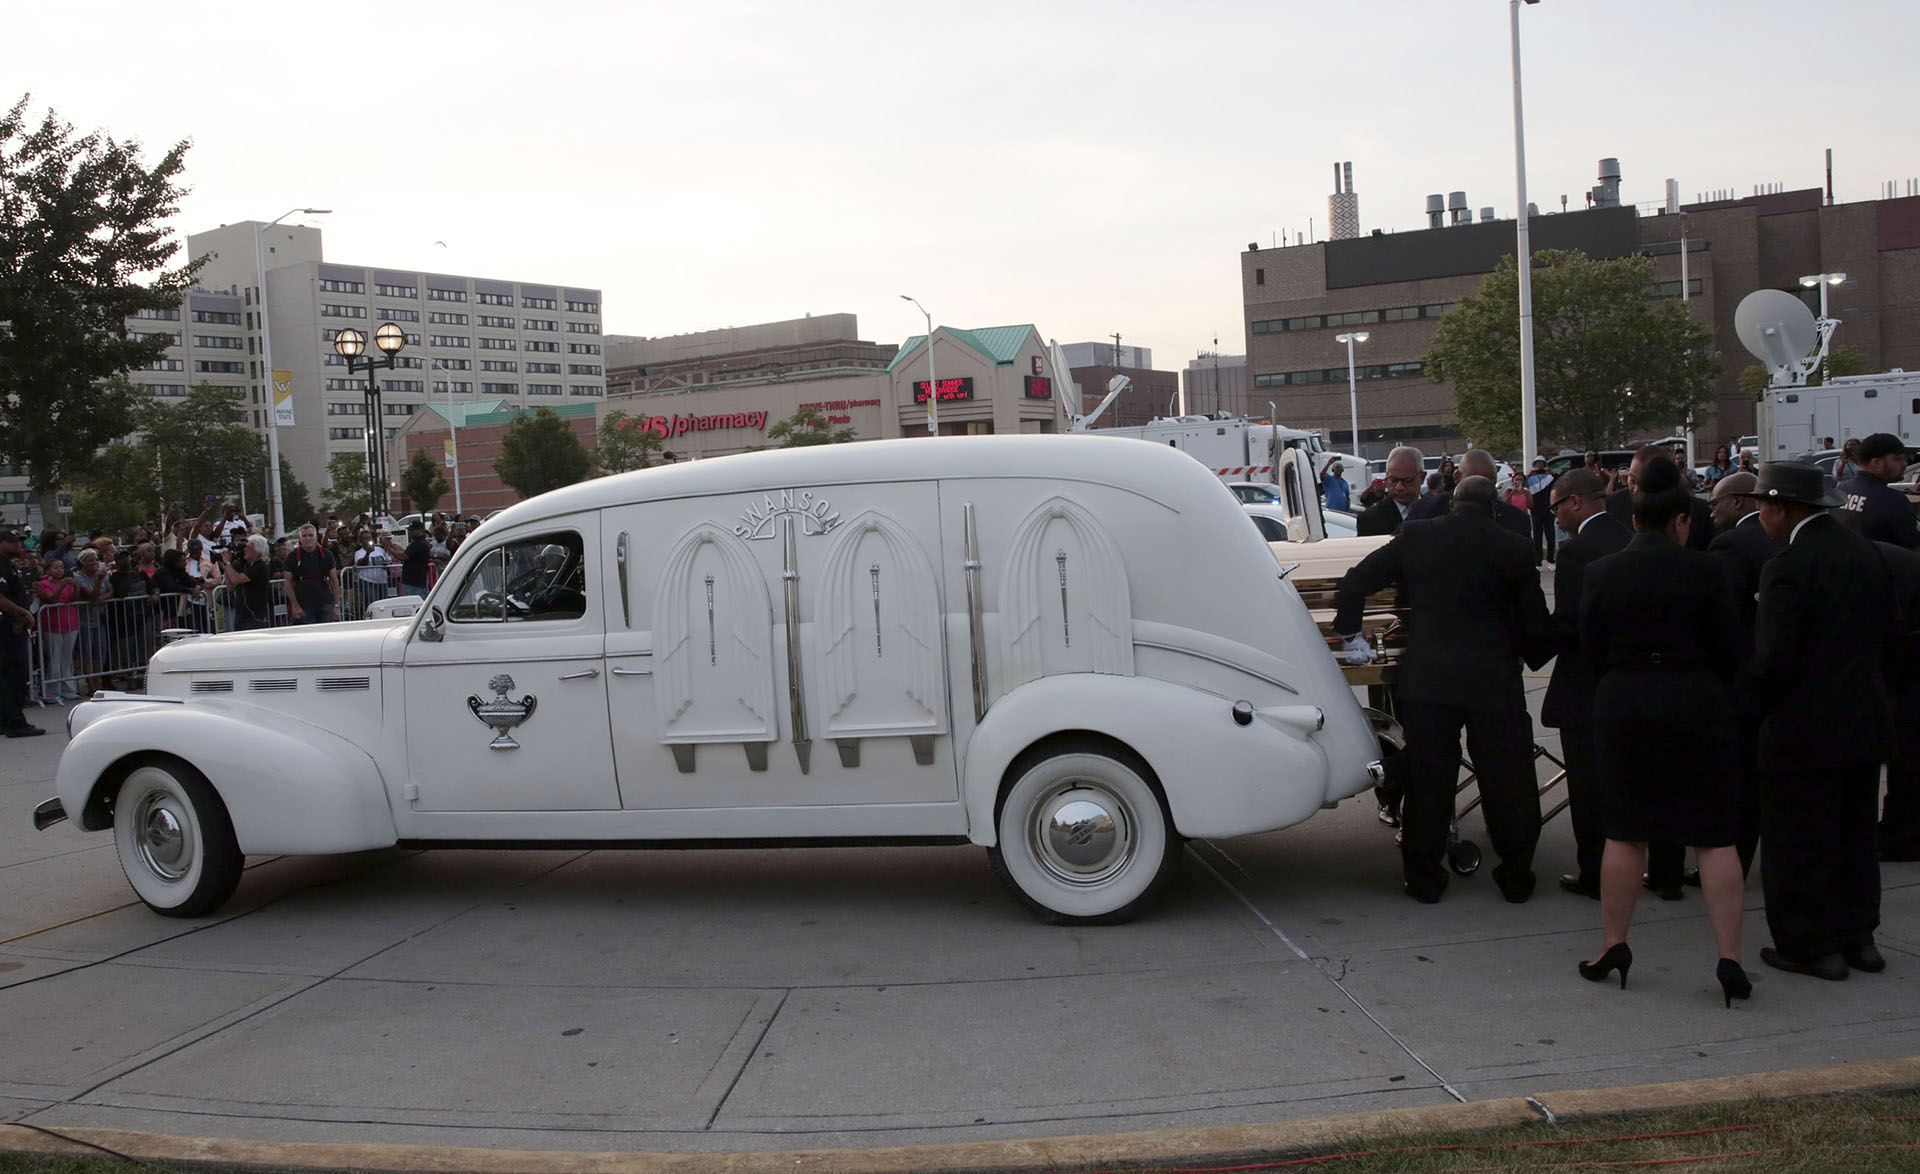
left=1357, top=446, right=1425, bottom=537
left=1540, top=470, right=1632, bottom=898
left=1335, top=477, right=1553, bottom=904
left=1411, top=451, right=1534, bottom=541
left=1607, top=446, right=1713, bottom=551
left=1875, top=541, right=1920, bottom=862
left=1704, top=471, right=1782, bottom=879
left=1750, top=462, right=1898, bottom=981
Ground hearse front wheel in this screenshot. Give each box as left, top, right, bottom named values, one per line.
left=987, top=741, right=1182, bottom=925
left=111, top=760, right=242, bottom=917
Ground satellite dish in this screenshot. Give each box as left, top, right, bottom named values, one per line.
left=1734, top=289, right=1816, bottom=372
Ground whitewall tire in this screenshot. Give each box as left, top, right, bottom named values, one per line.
left=111, top=761, right=243, bottom=917
left=987, top=740, right=1182, bottom=925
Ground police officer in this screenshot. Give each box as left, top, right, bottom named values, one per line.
left=0, top=529, right=45, bottom=738
left=1750, top=462, right=1896, bottom=980
left=1835, top=432, right=1918, bottom=549
left=1336, top=477, right=1553, bottom=904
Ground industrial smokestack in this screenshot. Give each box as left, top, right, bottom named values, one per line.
left=1343, top=161, right=1353, bottom=195
left=1329, top=162, right=1359, bottom=240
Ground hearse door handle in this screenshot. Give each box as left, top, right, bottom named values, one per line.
left=611, top=666, right=650, bottom=677
left=559, top=668, right=600, bottom=680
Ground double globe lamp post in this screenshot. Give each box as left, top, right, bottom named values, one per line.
left=331, top=323, right=408, bottom=520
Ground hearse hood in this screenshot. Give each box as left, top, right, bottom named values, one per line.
left=148, top=619, right=407, bottom=678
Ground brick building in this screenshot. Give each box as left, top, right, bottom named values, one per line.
left=1242, top=186, right=1920, bottom=459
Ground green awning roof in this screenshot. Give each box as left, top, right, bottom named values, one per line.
left=886, top=324, right=1038, bottom=373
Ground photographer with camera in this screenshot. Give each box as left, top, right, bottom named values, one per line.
left=220, top=535, right=275, bottom=630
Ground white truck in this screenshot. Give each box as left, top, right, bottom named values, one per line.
left=1760, top=369, right=1920, bottom=458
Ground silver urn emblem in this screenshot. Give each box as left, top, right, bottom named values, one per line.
left=467, top=673, right=537, bottom=750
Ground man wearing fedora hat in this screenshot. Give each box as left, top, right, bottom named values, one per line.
left=1750, top=462, right=1897, bottom=980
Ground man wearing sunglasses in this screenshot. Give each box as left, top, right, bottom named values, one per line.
left=1357, top=446, right=1426, bottom=537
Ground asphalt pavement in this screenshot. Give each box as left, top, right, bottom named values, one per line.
left=1, top=567, right=1915, bottom=1163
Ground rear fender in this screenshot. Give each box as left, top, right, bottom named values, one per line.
left=961, top=674, right=1334, bottom=845
left=56, top=704, right=397, bottom=854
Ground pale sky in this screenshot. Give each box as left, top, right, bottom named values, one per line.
left=12, top=0, right=1916, bottom=369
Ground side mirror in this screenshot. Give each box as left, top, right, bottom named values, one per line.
left=418, top=607, right=445, bottom=642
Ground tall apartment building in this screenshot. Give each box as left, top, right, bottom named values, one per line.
left=188, top=221, right=605, bottom=504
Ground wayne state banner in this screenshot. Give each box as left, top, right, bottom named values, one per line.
left=272, top=369, right=295, bottom=427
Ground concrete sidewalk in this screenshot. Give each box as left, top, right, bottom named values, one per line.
left=2, top=662, right=1915, bottom=1160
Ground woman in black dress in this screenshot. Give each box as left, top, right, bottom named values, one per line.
left=1576, top=453, right=1750, bottom=1006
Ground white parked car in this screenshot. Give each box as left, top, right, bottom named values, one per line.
left=37, top=437, right=1383, bottom=925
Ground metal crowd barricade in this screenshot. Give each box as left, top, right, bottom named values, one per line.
left=26, top=591, right=197, bottom=705
left=24, top=560, right=445, bottom=705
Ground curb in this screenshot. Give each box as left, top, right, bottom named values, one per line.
left=5, top=1055, right=1918, bottom=1173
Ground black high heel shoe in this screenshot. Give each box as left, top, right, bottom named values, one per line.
left=1717, top=958, right=1752, bottom=1008
left=1579, top=942, right=1632, bottom=989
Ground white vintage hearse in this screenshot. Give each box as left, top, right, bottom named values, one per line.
left=35, top=436, right=1383, bottom=923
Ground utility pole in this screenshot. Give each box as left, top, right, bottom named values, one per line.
left=1111, top=333, right=1122, bottom=368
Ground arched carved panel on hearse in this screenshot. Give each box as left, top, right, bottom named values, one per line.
left=815, top=510, right=947, bottom=743
left=998, top=496, right=1133, bottom=690
left=654, top=524, right=778, bottom=756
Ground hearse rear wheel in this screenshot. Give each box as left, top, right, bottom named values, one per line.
left=987, top=740, right=1182, bottom=925
left=111, top=760, right=243, bottom=917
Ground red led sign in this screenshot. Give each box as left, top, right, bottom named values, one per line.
left=1024, top=375, right=1052, bottom=399
left=912, top=376, right=975, bottom=404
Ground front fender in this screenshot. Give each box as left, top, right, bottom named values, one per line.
left=961, top=674, right=1337, bottom=845
left=56, top=701, right=398, bottom=854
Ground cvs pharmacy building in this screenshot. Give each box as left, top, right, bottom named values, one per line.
left=602, top=323, right=1067, bottom=459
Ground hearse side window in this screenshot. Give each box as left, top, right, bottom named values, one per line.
left=446, top=531, right=587, bottom=623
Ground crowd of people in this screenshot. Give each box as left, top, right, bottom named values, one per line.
left=0, top=504, right=492, bottom=736
left=1333, top=434, right=1917, bottom=1008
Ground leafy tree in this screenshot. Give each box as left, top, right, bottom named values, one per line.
left=0, top=95, right=202, bottom=515
left=765, top=406, right=857, bottom=448
left=70, top=439, right=156, bottom=535
left=1737, top=341, right=1872, bottom=400
left=595, top=409, right=663, bottom=474
left=495, top=408, right=592, bottom=499
left=278, top=455, right=315, bottom=531
left=141, top=383, right=264, bottom=508
left=399, top=447, right=449, bottom=515
left=319, top=452, right=371, bottom=519
left=1426, top=250, right=1720, bottom=452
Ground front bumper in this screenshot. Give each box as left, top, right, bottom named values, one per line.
left=32, top=797, right=67, bottom=830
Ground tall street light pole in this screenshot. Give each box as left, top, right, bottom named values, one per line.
left=429, top=356, right=464, bottom=516
left=333, top=323, right=408, bottom=520
left=900, top=294, right=938, bottom=436
left=1335, top=331, right=1370, bottom=458
left=257, top=207, right=330, bottom=536
left=1511, top=0, right=1541, bottom=469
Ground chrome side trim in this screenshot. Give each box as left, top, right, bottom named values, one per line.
left=963, top=501, right=988, bottom=722
left=33, top=797, right=67, bottom=831
left=617, top=530, right=631, bottom=628
left=1131, top=640, right=1301, bottom=695
left=782, top=518, right=811, bottom=773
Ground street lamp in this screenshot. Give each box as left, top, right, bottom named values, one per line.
left=257, top=206, right=330, bottom=536
left=1798, top=273, right=1847, bottom=383
left=1335, top=332, right=1370, bottom=457
left=428, top=356, right=464, bottom=516
left=900, top=294, right=938, bottom=436
left=333, top=322, right=407, bottom=520
left=1511, top=0, right=1541, bottom=470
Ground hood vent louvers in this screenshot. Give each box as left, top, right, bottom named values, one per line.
left=249, top=679, right=298, bottom=693
left=190, top=680, right=235, bottom=694
left=317, top=676, right=372, bottom=692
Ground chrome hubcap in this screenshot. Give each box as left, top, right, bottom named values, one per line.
left=1032, top=784, right=1134, bottom=886
left=133, top=790, right=193, bottom=881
